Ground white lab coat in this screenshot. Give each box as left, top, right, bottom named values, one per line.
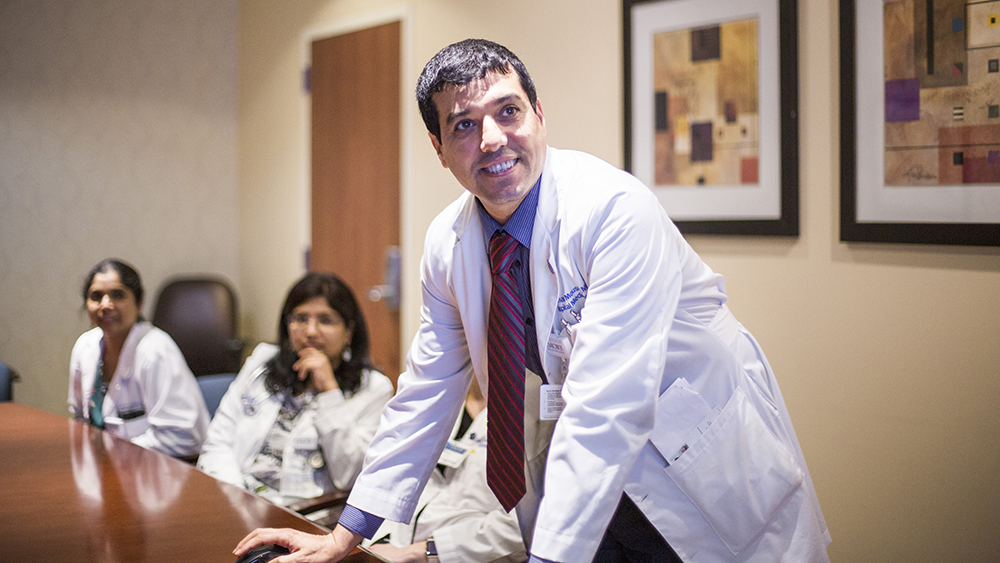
left=68, top=321, right=210, bottom=457
left=364, top=408, right=526, bottom=563
left=198, top=343, right=394, bottom=502
left=350, top=147, right=831, bottom=562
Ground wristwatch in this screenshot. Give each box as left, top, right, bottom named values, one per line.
left=425, top=538, right=439, bottom=562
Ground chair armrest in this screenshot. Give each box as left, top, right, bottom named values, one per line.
left=286, top=490, right=351, bottom=515
left=176, top=453, right=200, bottom=465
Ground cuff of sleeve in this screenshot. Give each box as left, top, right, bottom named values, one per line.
left=315, top=388, right=347, bottom=410
left=338, top=504, right=385, bottom=539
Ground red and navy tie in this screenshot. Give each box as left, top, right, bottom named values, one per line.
left=486, top=231, right=527, bottom=512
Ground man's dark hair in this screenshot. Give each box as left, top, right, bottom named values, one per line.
left=416, top=38, right=537, bottom=142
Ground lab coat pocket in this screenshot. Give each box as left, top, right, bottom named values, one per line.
left=103, top=414, right=147, bottom=440
left=664, top=387, right=804, bottom=555
left=103, top=416, right=126, bottom=437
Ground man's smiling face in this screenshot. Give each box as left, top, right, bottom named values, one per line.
left=429, top=69, right=547, bottom=224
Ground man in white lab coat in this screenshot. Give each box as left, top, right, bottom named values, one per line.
left=236, top=38, right=831, bottom=563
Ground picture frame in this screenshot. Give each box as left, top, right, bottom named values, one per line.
left=840, top=0, right=1000, bottom=246
left=623, top=0, right=799, bottom=236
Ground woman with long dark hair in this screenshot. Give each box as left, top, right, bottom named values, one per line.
left=198, top=272, right=393, bottom=504
left=69, top=258, right=209, bottom=457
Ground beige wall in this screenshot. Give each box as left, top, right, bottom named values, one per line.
left=0, top=0, right=240, bottom=412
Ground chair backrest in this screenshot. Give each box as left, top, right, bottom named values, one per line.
left=196, top=373, right=237, bottom=418
left=0, top=361, right=14, bottom=402
left=152, top=277, right=243, bottom=376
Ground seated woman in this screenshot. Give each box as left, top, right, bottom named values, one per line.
left=364, top=381, right=527, bottom=563
left=69, top=258, right=210, bottom=457
left=198, top=272, right=393, bottom=506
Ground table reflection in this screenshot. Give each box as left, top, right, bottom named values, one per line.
left=0, top=403, right=328, bottom=563
left=72, top=422, right=189, bottom=561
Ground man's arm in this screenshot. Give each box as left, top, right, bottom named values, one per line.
left=529, top=176, right=682, bottom=561
left=346, top=219, right=476, bottom=522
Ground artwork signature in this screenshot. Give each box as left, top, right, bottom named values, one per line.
left=901, top=165, right=936, bottom=182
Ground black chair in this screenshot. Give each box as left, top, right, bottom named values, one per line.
left=152, top=277, right=244, bottom=377
left=1, top=361, right=18, bottom=402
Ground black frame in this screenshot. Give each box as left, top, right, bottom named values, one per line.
left=623, top=0, right=800, bottom=236
left=840, top=0, right=1000, bottom=246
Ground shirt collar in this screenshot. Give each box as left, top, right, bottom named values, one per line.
left=475, top=176, right=541, bottom=248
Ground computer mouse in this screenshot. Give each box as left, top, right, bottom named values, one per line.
left=234, top=544, right=290, bottom=563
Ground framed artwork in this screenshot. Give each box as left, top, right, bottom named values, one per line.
left=841, top=0, right=1000, bottom=246
left=624, top=0, right=799, bottom=236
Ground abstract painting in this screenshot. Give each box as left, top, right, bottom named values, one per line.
left=624, top=0, right=799, bottom=236
left=652, top=19, right=759, bottom=187
left=883, top=0, right=1000, bottom=186
left=841, top=0, right=1000, bottom=246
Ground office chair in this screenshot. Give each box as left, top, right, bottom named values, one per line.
left=172, top=372, right=238, bottom=465
left=152, top=276, right=244, bottom=377
left=1, top=361, right=18, bottom=402
left=197, top=372, right=237, bottom=418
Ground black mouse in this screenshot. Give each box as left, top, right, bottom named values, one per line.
left=234, top=544, right=290, bottom=563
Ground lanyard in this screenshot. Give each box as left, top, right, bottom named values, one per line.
left=88, top=355, right=108, bottom=429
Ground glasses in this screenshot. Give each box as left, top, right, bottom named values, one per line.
left=288, top=312, right=343, bottom=329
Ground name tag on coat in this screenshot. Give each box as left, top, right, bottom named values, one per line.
left=438, top=439, right=473, bottom=468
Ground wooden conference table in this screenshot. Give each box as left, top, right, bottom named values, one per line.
left=0, top=403, right=383, bottom=563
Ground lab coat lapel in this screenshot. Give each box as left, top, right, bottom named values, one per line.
left=449, top=195, right=491, bottom=389
left=116, top=321, right=151, bottom=381
left=532, top=147, right=560, bottom=384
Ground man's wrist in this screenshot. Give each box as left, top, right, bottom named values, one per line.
left=337, top=504, right=384, bottom=539
left=331, top=523, right=362, bottom=546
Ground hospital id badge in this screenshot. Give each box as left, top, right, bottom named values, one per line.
left=438, top=439, right=472, bottom=468
left=546, top=334, right=571, bottom=359
left=539, top=384, right=565, bottom=420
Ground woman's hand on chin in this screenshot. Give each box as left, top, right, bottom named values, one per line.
left=293, top=347, right=338, bottom=392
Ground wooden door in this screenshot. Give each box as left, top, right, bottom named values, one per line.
left=311, top=22, right=401, bottom=386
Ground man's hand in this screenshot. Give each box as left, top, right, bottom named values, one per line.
left=366, top=541, right=429, bottom=563
left=234, top=524, right=361, bottom=563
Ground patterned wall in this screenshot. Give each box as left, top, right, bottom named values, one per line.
left=0, top=0, right=239, bottom=414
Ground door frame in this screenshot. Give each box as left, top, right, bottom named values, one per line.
left=299, top=7, right=414, bottom=366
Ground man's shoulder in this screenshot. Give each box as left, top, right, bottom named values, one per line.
left=545, top=147, right=656, bottom=211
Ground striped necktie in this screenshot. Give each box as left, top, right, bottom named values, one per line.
left=486, top=230, right=527, bottom=512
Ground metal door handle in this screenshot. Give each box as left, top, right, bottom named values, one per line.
left=367, top=246, right=401, bottom=311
